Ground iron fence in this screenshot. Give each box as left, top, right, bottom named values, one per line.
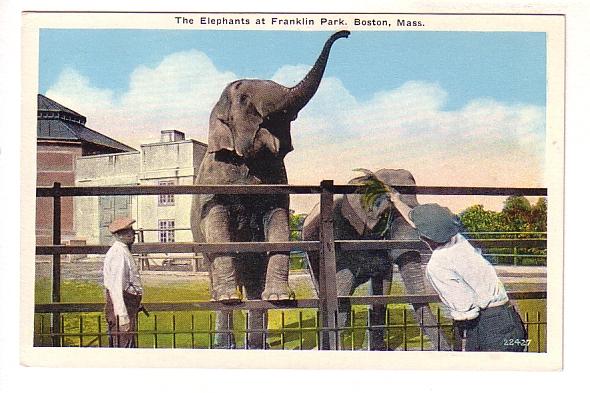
left=35, top=181, right=548, bottom=350
left=34, top=290, right=546, bottom=351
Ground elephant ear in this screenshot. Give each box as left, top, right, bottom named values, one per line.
left=207, top=89, right=235, bottom=154
left=342, top=174, right=391, bottom=235
left=342, top=193, right=391, bottom=235
left=342, top=168, right=419, bottom=235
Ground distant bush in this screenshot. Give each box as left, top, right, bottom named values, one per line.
left=459, top=197, right=547, bottom=265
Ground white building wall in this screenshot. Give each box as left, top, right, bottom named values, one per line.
left=138, top=140, right=205, bottom=244
left=76, top=152, right=140, bottom=185
left=74, top=136, right=207, bottom=246
left=75, top=152, right=140, bottom=244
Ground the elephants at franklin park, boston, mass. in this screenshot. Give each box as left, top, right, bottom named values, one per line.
left=302, top=169, right=452, bottom=350
left=191, top=31, right=350, bottom=348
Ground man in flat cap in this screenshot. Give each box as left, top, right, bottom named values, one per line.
left=103, top=217, right=143, bottom=348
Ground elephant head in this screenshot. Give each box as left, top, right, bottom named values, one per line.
left=207, top=30, right=350, bottom=159
left=342, top=168, right=420, bottom=238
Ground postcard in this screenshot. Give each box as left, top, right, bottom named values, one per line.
left=20, top=10, right=564, bottom=370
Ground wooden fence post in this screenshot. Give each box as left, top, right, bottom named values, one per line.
left=318, top=180, right=338, bottom=350
left=138, top=229, right=149, bottom=271
left=52, top=182, right=62, bottom=346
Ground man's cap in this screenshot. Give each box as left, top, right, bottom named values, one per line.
left=409, top=203, right=462, bottom=243
left=108, top=217, right=136, bottom=234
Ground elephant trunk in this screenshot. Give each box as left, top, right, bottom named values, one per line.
left=398, top=254, right=452, bottom=351
left=279, top=30, right=350, bottom=114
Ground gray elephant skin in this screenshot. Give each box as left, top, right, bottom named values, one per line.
left=191, top=31, right=350, bottom=348
left=302, top=169, right=451, bottom=350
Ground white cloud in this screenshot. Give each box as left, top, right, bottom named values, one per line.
left=283, top=70, right=545, bottom=213
left=46, top=67, right=116, bottom=114
left=45, top=52, right=545, bottom=214
left=46, top=50, right=236, bottom=146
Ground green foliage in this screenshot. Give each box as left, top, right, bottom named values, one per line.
left=459, top=197, right=547, bottom=235
left=530, top=198, right=548, bottom=232
left=353, top=168, right=391, bottom=212
left=289, top=212, right=307, bottom=241
left=459, top=197, right=547, bottom=265
left=460, top=204, right=507, bottom=234
left=502, top=196, right=533, bottom=230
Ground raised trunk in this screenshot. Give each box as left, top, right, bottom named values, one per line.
left=280, top=30, right=349, bottom=114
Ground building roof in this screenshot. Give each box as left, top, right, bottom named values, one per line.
left=37, top=94, right=136, bottom=153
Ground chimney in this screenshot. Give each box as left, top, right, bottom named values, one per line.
left=160, top=130, right=185, bottom=142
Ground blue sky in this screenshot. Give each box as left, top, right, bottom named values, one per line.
left=39, top=29, right=547, bottom=213
left=39, top=29, right=546, bottom=110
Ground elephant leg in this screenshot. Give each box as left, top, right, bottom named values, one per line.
left=202, top=205, right=240, bottom=302
left=335, top=268, right=356, bottom=350
left=239, top=253, right=267, bottom=349
left=397, top=252, right=451, bottom=351
left=201, top=252, right=235, bottom=349
left=368, top=270, right=391, bottom=351
left=213, top=310, right=236, bottom=349
left=261, top=208, right=295, bottom=301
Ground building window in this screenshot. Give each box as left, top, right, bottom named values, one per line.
left=158, top=180, right=175, bottom=206
left=159, top=220, right=175, bottom=243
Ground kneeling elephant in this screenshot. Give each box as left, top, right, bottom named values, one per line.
left=302, top=168, right=451, bottom=350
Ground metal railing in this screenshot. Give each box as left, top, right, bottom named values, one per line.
left=34, top=292, right=546, bottom=351
left=35, top=181, right=548, bottom=350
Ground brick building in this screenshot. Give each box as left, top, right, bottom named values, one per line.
left=36, top=94, right=136, bottom=246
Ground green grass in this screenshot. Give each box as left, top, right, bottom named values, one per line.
left=34, top=277, right=546, bottom=351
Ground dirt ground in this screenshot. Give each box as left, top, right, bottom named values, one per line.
left=34, top=257, right=547, bottom=292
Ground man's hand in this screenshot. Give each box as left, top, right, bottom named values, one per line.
left=387, top=189, right=416, bottom=229
left=388, top=189, right=402, bottom=203
left=119, top=323, right=131, bottom=332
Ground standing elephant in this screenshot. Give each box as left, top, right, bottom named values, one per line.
left=302, top=169, right=452, bottom=350
left=191, top=31, right=350, bottom=348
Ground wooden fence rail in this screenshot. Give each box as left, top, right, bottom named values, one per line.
left=36, top=181, right=547, bottom=349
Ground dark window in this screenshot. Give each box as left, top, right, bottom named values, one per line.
left=158, top=220, right=175, bottom=243
left=158, top=180, right=175, bottom=206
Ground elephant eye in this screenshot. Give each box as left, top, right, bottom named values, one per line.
left=239, top=94, right=249, bottom=104
left=374, top=195, right=391, bottom=210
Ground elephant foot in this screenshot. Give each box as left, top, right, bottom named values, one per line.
left=261, top=283, right=295, bottom=301
left=369, top=341, right=388, bottom=351
left=210, top=288, right=242, bottom=303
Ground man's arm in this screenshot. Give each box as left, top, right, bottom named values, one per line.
left=425, top=262, right=480, bottom=321
left=387, top=189, right=416, bottom=229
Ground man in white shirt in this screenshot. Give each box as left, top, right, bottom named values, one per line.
left=103, top=217, right=143, bottom=348
left=389, top=195, right=527, bottom=351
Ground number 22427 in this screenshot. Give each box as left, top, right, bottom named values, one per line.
left=503, top=338, right=531, bottom=347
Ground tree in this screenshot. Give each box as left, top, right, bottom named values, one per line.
left=459, top=204, right=507, bottom=236
left=530, top=198, right=547, bottom=232
left=459, top=197, right=547, bottom=265
left=501, top=196, right=533, bottom=231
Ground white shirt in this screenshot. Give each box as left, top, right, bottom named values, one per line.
left=103, top=240, right=143, bottom=325
left=425, top=233, right=508, bottom=321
